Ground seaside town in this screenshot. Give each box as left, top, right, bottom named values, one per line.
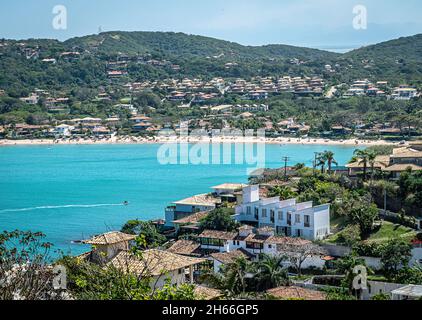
left=70, top=141, right=422, bottom=301
left=1, top=1, right=422, bottom=304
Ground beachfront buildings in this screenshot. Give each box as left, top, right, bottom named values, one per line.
left=235, top=185, right=331, bottom=240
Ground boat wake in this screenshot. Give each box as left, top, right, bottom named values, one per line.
left=0, top=203, right=124, bottom=213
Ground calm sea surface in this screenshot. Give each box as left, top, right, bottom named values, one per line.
left=0, top=143, right=359, bottom=256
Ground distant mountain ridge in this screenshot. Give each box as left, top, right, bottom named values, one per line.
left=64, top=31, right=340, bottom=60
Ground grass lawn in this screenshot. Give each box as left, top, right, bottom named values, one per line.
left=366, top=221, right=417, bottom=243
left=324, top=220, right=417, bottom=245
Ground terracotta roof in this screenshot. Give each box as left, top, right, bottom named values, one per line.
left=194, top=286, right=223, bottom=300
left=383, top=164, right=422, bottom=172
left=167, top=240, right=201, bottom=255
left=346, top=155, right=390, bottom=169
left=391, top=151, right=422, bottom=159
left=199, top=230, right=238, bottom=240
left=267, top=286, right=327, bottom=300
left=108, top=249, right=205, bottom=276
left=83, top=231, right=136, bottom=245
left=210, top=249, right=253, bottom=264
left=173, top=212, right=209, bottom=224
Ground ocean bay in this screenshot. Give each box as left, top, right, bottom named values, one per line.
left=0, top=143, right=359, bottom=256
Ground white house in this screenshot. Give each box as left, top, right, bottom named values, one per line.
left=235, top=185, right=331, bottom=240
left=198, top=227, right=327, bottom=271
left=52, top=124, right=74, bottom=136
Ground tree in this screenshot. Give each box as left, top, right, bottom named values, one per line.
left=60, top=251, right=196, bottom=300
left=316, top=154, right=327, bottom=174
left=121, top=220, right=166, bottom=248
left=380, top=239, right=412, bottom=280
left=0, top=230, right=70, bottom=300
left=254, top=254, right=289, bottom=291
left=354, top=149, right=371, bottom=180
left=203, top=257, right=252, bottom=297
left=199, top=208, right=239, bottom=232
left=268, top=186, right=298, bottom=200
left=349, top=203, right=379, bottom=238
left=278, top=240, right=325, bottom=276
left=321, top=151, right=338, bottom=173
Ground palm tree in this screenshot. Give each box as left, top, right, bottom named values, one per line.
left=316, top=154, right=327, bottom=174
left=254, top=255, right=289, bottom=291
left=322, top=151, right=338, bottom=174
left=367, top=151, right=377, bottom=180
left=203, top=257, right=252, bottom=296
left=354, top=149, right=370, bottom=180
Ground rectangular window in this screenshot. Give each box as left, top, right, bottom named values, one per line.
left=295, top=214, right=301, bottom=224
left=262, top=209, right=267, bottom=218
left=278, top=211, right=283, bottom=221
left=246, top=207, right=252, bottom=215
left=304, top=215, right=310, bottom=228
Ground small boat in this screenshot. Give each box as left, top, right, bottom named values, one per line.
left=123, top=201, right=129, bottom=206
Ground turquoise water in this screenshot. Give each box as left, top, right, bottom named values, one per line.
left=0, top=143, right=358, bottom=256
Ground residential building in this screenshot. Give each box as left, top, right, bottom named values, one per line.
left=391, top=285, right=422, bottom=300
left=235, top=185, right=331, bottom=240
left=347, top=146, right=422, bottom=179
left=51, top=124, right=74, bottom=137
left=198, top=227, right=326, bottom=269
left=108, top=249, right=204, bottom=289
left=82, top=231, right=137, bottom=264
left=165, top=194, right=220, bottom=228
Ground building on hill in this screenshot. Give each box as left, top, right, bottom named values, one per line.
left=347, top=146, right=422, bottom=179
left=82, top=231, right=137, bottom=264
left=108, top=249, right=205, bottom=289
left=210, top=249, right=254, bottom=273
left=198, top=227, right=327, bottom=270
left=235, top=185, right=331, bottom=240
left=164, top=194, right=220, bottom=228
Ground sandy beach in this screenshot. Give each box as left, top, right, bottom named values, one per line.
left=0, top=135, right=400, bottom=147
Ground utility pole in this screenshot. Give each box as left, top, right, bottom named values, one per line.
left=282, top=156, right=290, bottom=181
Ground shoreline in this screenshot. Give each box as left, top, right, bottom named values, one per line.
left=0, top=136, right=400, bottom=147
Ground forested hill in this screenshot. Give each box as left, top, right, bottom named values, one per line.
left=335, top=34, right=422, bottom=84
left=64, top=31, right=339, bottom=60
left=1, top=31, right=422, bottom=96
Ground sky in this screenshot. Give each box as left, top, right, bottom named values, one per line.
left=1, top=0, right=421, bottom=50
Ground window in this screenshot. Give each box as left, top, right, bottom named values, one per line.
left=268, top=244, right=272, bottom=249
left=246, top=242, right=263, bottom=250
left=278, top=211, right=283, bottom=221
left=304, top=215, right=310, bottom=228
left=254, top=207, right=259, bottom=219
left=178, top=268, right=184, bottom=275
left=295, top=214, right=301, bottom=224
left=262, top=209, right=267, bottom=218
left=270, top=210, right=275, bottom=223
left=246, top=206, right=252, bottom=215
